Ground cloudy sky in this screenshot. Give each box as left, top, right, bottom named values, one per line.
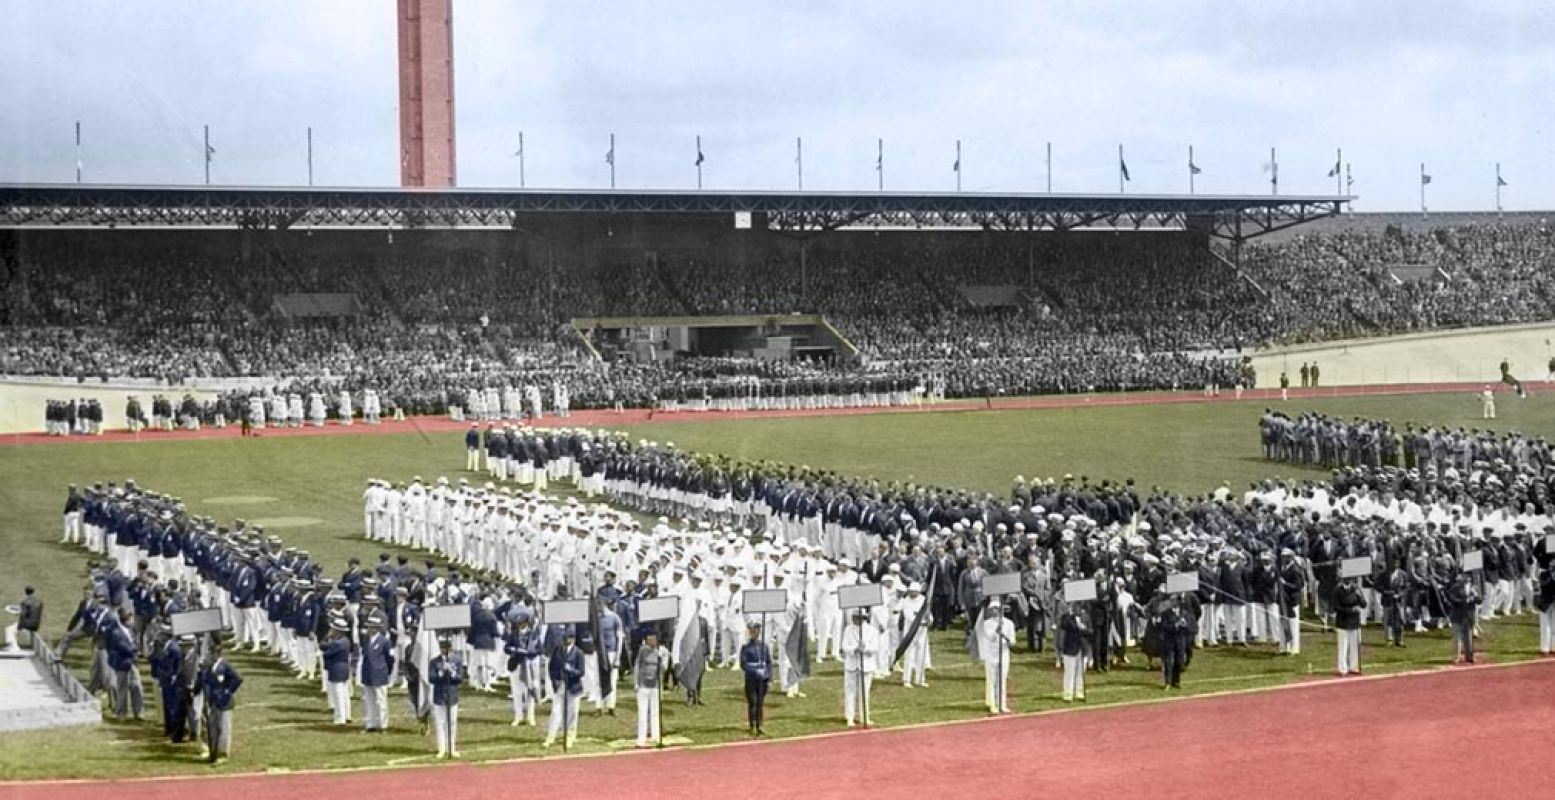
left=3, top=0, right=1551, bottom=211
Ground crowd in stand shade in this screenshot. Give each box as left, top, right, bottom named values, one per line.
left=4, top=218, right=1552, bottom=419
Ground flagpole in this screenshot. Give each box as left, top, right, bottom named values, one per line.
left=1270, top=147, right=1277, bottom=196
left=609, top=133, right=616, bottom=189
left=1346, top=163, right=1353, bottom=212
left=877, top=138, right=883, bottom=192
left=696, top=135, right=703, bottom=190
left=307, top=126, right=314, bottom=187
left=519, top=131, right=526, bottom=188
left=1118, top=144, right=1124, bottom=194
left=796, top=137, right=803, bottom=191
left=204, top=125, right=211, bottom=185
left=1496, top=162, right=1502, bottom=216
left=1188, top=145, right=1195, bottom=195
left=1335, top=148, right=1342, bottom=197
left=955, top=139, right=961, bottom=193
left=75, top=121, right=82, bottom=184
left=1420, top=162, right=1426, bottom=217
left=1045, top=141, right=1051, bottom=193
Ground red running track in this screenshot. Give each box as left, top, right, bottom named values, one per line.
left=6, top=660, right=1553, bottom=800
left=6, top=381, right=1541, bottom=447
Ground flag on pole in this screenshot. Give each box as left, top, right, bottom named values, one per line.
left=586, top=584, right=613, bottom=702
left=1421, top=173, right=1432, bottom=185
left=1497, top=174, right=1508, bottom=187
left=206, top=144, right=215, bottom=159
left=1189, top=160, right=1202, bottom=175
left=1119, top=157, right=1131, bottom=182
left=953, top=156, right=960, bottom=173
left=893, top=563, right=937, bottom=666
left=875, top=152, right=882, bottom=172
left=695, top=148, right=705, bottom=166
left=605, top=144, right=614, bottom=165
left=1327, top=160, right=1340, bottom=178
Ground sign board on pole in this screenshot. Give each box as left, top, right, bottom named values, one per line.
left=742, top=589, right=788, bottom=615
left=637, top=595, right=680, bottom=624
left=542, top=599, right=591, bottom=625
left=1063, top=578, right=1097, bottom=603
left=837, top=582, right=884, bottom=609
left=1165, top=572, right=1199, bottom=595
left=1340, top=556, right=1373, bottom=579
left=170, top=608, right=225, bottom=636
left=981, top=572, right=1022, bottom=597
left=422, top=604, right=472, bottom=631
left=1460, top=551, right=1484, bottom=572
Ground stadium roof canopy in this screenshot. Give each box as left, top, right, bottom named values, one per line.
left=0, top=184, right=1349, bottom=243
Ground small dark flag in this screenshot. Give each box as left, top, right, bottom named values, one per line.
left=953, top=157, right=960, bottom=173
left=1327, top=160, right=1340, bottom=178
left=1189, top=161, right=1202, bottom=175
left=1497, top=175, right=1508, bottom=187
left=1421, top=174, right=1432, bottom=185
left=696, top=149, right=705, bottom=167
left=605, top=147, right=614, bottom=166
left=1119, top=158, right=1131, bottom=182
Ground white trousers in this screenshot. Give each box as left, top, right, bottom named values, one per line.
left=983, top=659, right=1009, bottom=711
left=1336, top=629, right=1361, bottom=674
left=63, top=512, right=82, bottom=544
left=1539, top=606, right=1555, bottom=654
left=547, top=690, right=581, bottom=741
left=842, top=670, right=872, bottom=725
left=636, top=687, right=660, bottom=745
left=1285, top=611, right=1302, bottom=654
left=363, top=685, right=388, bottom=730
left=431, top=703, right=458, bottom=755
left=1057, top=653, right=1082, bottom=697
left=327, top=680, right=351, bottom=723
left=1062, top=654, right=1085, bottom=700
left=511, top=665, right=539, bottom=720
left=902, top=637, right=928, bottom=686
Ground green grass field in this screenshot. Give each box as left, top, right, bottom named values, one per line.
left=0, top=392, right=1548, bottom=780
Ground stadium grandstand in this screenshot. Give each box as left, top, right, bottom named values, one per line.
left=4, top=185, right=1553, bottom=423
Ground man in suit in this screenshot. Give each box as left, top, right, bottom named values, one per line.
left=360, top=618, right=395, bottom=732
left=634, top=630, right=668, bottom=747
left=201, top=639, right=243, bottom=762
left=544, top=630, right=585, bottom=748
left=148, top=625, right=184, bottom=739
left=1333, top=578, right=1365, bottom=676
left=105, top=609, right=143, bottom=720
left=429, top=637, right=467, bottom=758
left=321, top=620, right=353, bottom=725
left=739, top=623, right=771, bottom=736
